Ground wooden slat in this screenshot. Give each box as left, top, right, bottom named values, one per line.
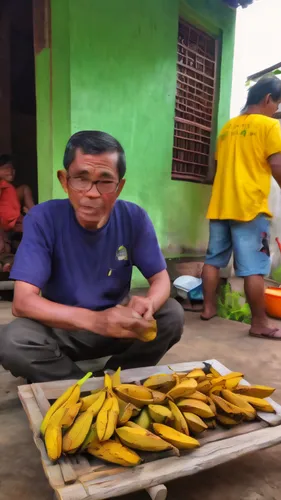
left=80, top=425, right=281, bottom=500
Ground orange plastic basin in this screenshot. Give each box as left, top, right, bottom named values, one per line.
left=265, top=287, right=281, bottom=319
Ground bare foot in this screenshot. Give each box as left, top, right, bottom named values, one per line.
left=249, top=326, right=281, bottom=339
left=200, top=306, right=217, bottom=321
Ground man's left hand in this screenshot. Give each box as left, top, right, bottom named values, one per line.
left=128, top=295, right=155, bottom=320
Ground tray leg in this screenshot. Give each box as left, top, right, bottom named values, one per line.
left=146, top=484, right=167, bottom=500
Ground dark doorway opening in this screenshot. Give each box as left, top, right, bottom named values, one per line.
left=0, top=0, right=38, bottom=203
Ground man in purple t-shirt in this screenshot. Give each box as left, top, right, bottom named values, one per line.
left=0, top=131, right=184, bottom=382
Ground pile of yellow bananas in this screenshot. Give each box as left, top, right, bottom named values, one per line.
left=41, top=365, right=276, bottom=467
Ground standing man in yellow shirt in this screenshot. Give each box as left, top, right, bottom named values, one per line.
left=202, top=77, right=281, bottom=339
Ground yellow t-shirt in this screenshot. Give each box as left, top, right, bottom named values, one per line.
left=207, top=114, right=281, bottom=221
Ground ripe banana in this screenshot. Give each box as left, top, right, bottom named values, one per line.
left=221, top=390, right=256, bottom=421
left=177, top=399, right=215, bottom=419
left=104, top=373, right=113, bottom=391
left=111, top=367, right=121, bottom=388
left=116, top=426, right=173, bottom=452
left=80, top=423, right=99, bottom=452
left=216, top=414, right=242, bottom=427
left=117, top=398, right=137, bottom=426
left=225, top=376, right=243, bottom=390
left=204, top=418, right=217, bottom=429
left=148, top=404, right=173, bottom=423
left=211, top=372, right=243, bottom=387
left=138, top=319, right=157, bottom=342
left=169, top=401, right=189, bottom=435
left=206, top=396, right=216, bottom=415
left=45, top=424, right=62, bottom=461
left=80, top=390, right=104, bottom=411
left=183, top=412, right=208, bottom=433
left=143, top=373, right=176, bottom=393
left=197, top=380, right=212, bottom=394
left=167, top=378, right=197, bottom=399
left=186, top=369, right=206, bottom=380
left=40, top=371, right=92, bottom=435
left=134, top=408, right=152, bottom=429
left=234, top=385, right=275, bottom=399
left=153, top=423, right=199, bottom=450
left=97, top=394, right=119, bottom=441
left=62, top=410, right=95, bottom=453
left=189, top=391, right=209, bottom=403
left=88, top=440, right=142, bottom=467
left=239, top=395, right=275, bottom=413
left=115, top=384, right=154, bottom=406
left=211, top=394, right=244, bottom=420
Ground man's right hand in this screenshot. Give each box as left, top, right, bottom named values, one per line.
left=90, top=305, right=154, bottom=339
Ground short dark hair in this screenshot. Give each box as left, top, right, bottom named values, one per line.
left=0, top=154, right=13, bottom=167
left=63, top=131, right=126, bottom=180
left=244, top=76, right=281, bottom=108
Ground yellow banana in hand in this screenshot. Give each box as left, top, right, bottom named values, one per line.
left=97, top=395, right=119, bottom=441
left=116, top=425, right=174, bottom=452
left=152, top=423, right=199, bottom=450
left=40, top=371, right=92, bottom=435
left=88, top=440, right=142, bottom=467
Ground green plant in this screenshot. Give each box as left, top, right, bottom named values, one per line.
left=217, top=283, right=251, bottom=324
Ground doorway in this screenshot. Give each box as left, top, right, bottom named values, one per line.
left=0, top=0, right=38, bottom=203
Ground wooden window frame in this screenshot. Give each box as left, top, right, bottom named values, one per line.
left=171, top=18, right=220, bottom=185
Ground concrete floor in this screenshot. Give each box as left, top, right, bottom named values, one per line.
left=1, top=303, right=281, bottom=500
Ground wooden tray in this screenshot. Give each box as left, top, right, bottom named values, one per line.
left=18, top=359, right=281, bottom=500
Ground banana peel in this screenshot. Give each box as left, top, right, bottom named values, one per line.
left=116, top=425, right=174, bottom=452
left=97, top=394, right=119, bottom=441
left=221, top=390, right=256, bottom=421
left=234, top=385, right=275, bottom=399
left=177, top=399, right=215, bottom=419
left=153, top=423, right=199, bottom=450
left=88, top=440, right=142, bottom=467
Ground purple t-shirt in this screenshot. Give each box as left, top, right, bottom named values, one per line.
left=10, top=199, right=166, bottom=310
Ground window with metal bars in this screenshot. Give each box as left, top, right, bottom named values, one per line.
left=172, top=19, right=218, bottom=183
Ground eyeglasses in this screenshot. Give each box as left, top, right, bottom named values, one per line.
left=67, top=176, right=119, bottom=194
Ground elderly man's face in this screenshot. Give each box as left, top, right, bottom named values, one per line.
left=58, top=149, right=125, bottom=229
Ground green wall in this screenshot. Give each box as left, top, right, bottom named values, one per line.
left=36, top=0, right=236, bottom=283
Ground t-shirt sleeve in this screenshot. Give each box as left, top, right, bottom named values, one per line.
left=131, top=209, right=166, bottom=279
left=9, top=212, right=52, bottom=289
left=265, top=122, right=281, bottom=158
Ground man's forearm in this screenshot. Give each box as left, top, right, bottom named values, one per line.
left=13, top=292, right=95, bottom=331
left=147, top=270, right=171, bottom=313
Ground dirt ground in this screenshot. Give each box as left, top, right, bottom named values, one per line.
left=1, top=304, right=281, bottom=500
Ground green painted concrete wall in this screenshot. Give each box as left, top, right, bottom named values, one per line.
left=36, top=0, right=236, bottom=284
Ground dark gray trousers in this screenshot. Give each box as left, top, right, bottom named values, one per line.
left=0, top=299, right=184, bottom=382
